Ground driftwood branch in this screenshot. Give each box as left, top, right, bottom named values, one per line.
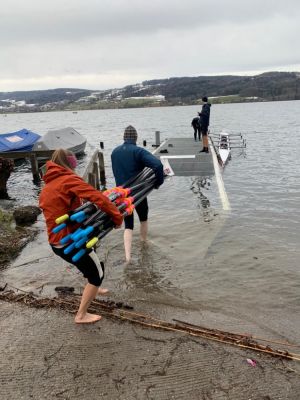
left=0, top=288, right=299, bottom=362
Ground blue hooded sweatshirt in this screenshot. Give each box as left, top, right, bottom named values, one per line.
left=111, top=139, right=164, bottom=187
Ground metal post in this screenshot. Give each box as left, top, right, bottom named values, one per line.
left=155, top=131, right=161, bottom=147
left=143, top=140, right=147, bottom=147
left=100, top=142, right=104, bottom=149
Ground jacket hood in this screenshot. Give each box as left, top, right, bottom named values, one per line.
left=43, top=161, right=74, bottom=184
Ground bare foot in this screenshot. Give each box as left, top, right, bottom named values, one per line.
left=75, top=312, right=101, bottom=324
left=98, top=287, right=109, bottom=295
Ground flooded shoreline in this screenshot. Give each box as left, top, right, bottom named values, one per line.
left=0, top=103, right=299, bottom=379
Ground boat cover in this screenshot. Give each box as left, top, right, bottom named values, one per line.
left=0, top=129, right=41, bottom=152
left=33, top=127, right=86, bottom=153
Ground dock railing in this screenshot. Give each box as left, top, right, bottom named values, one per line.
left=82, top=150, right=106, bottom=190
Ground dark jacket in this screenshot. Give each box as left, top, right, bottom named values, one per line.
left=191, top=117, right=201, bottom=128
left=111, top=140, right=164, bottom=187
left=199, top=103, right=211, bottom=126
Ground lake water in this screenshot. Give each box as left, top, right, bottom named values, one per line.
left=1, top=101, right=300, bottom=343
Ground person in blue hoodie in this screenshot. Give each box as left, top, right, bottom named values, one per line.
left=111, top=125, right=164, bottom=262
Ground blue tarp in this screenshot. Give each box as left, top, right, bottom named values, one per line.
left=0, top=129, right=41, bottom=152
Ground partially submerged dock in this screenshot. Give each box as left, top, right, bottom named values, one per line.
left=153, top=137, right=214, bottom=177
left=152, top=135, right=230, bottom=210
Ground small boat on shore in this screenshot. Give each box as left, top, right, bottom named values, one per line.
left=33, top=127, right=87, bottom=157
left=0, top=129, right=41, bottom=152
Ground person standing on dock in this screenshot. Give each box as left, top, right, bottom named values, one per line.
left=39, top=149, right=123, bottom=324
left=191, top=116, right=201, bottom=141
left=199, top=96, right=211, bottom=153
left=111, top=125, right=164, bottom=263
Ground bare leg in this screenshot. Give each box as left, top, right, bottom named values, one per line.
left=203, top=135, right=209, bottom=150
left=75, top=283, right=101, bottom=324
left=124, top=228, right=133, bottom=262
left=98, top=287, right=109, bottom=295
left=140, top=221, right=148, bottom=242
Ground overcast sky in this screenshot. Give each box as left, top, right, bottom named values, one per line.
left=1, top=0, right=299, bottom=92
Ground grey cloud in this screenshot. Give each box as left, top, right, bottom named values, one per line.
left=0, top=0, right=300, bottom=90
left=1, top=0, right=300, bottom=43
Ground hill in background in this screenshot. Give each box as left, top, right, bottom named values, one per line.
left=0, top=71, right=299, bottom=113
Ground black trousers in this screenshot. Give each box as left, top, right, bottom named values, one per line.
left=193, top=127, right=201, bottom=141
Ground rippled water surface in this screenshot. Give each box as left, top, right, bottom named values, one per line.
left=1, top=101, right=300, bottom=341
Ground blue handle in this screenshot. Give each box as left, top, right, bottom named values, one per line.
left=70, top=210, right=85, bottom=222
left=76, top=214, right=87, bottom=223
left=64, top=242, right=76, bottom=255
left=52, top=223, right=66, bottom=234
left=71, top=228, right=84, bottom=241
left=75, top=236, right=88, bottom=248
left=84, top=226, right=94, bottom=236
left=60, top=233, right=73, bottom=245
left=72, top=249, right=86, bottom=262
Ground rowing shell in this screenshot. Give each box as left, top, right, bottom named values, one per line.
left=218, top=132, right=231, bottom=166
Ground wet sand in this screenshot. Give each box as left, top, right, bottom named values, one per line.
left=1, top=299, right=300, bottom=400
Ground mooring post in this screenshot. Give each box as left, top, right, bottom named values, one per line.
left=143, top=140, right=147, bottom=147
left=155, top=131, right=161, bottom=147
left=30, top=154, right=40, bottom=183
left=97, top=151, right=106, bottom=189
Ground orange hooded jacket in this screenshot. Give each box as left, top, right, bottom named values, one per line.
left=39, top=161, right=123, bottom=245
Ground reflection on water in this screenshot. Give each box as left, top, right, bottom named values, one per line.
left=190, top=177, right=212, bottom=221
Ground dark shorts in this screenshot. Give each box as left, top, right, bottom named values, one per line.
left=124, top=198, right=148, bottom=230
left=51, top=245, right=104, bottom=287
left=201, top=125, right=208, bottom=135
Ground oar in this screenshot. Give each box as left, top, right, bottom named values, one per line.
left=55, top=201, right=93, bottom=225
left=61, top=180, right=154, bottom=246
left=71, top=203, right=135, bottom=262
left=121, top=167, right=154, bottom=188
left=71, top=182, right=157, bottom=262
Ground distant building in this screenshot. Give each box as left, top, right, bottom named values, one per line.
left=124, top=95, right=165, bottom=102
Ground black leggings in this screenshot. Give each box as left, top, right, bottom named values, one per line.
left=124, top=198, right=148, bottom=230
left=193, top=127, right=201, bottom=141
left=51, top=245, right=104, bottom=287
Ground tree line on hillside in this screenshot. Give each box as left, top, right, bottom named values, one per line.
left=0, top=72, right=299, bottom=112
left=134, top=72, right=300, bottom=102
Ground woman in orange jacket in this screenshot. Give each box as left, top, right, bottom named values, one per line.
left=39, top=149, right=123, bottom=324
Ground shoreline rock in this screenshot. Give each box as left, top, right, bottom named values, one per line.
left=0, top=206, right=41, bottom=268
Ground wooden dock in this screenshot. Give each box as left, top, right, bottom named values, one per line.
left=0, top=149, right=106, bottom=192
